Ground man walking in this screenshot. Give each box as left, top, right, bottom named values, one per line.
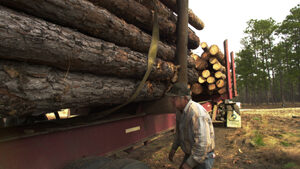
left=167, top=83, right=215, bottom=169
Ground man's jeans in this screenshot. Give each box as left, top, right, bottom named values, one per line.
left=180, top=152, right=215, bottom=169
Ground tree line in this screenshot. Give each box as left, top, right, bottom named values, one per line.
left=235, top=4, right=300, bottom=105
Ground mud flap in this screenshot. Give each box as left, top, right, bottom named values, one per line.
left=226, top=105, right=241, bottom=128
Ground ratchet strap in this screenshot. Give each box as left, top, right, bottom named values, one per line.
left=94, top=0, right=159, bottom=119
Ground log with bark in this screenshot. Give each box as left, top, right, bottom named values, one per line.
left=202, top=70, right=211, bottom=78
left=88, top=0, right=199, bottom=49
left=192, top=54, right=208, bottom=71
left=191, top=83, right=203, bottom=95
left=0, top=6, right=198, bottom=82
left=207, top=77, right=216, bottom=84
left=208, top=45, right=225, bottom=65
left=0, top=0, right=175, bottom=61
left=218, top=87, right=227, bottom=94
left=201, top=42, right=208, bottom=52
left=215, top=71, right=226, bottom=79
left=134, top=0, right=177, bottom=22
left=216, top=79, right=225, bottom=88
left=213, top=62, right=226, bottom=72
left=208, top=84, right=216, bottom=91
left=198, top=76, right=206, bottom=84
left=159, top=0, right=204, bottom=30
left=200, top=51, right=211, bottom=61
left=0, top=60, right=169, bottom=117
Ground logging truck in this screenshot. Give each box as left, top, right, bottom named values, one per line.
left=0, top=0, right=240, bottom=169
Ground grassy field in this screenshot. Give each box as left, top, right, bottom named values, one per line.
left=112, top=108, right=300, bottom=169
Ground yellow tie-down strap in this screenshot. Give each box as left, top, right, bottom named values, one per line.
left=94, top=0, right=159, bottom=119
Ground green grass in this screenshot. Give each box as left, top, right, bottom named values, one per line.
left=252, top=131, right=265, bottom=146
left=253, top=117, right=261, bottom=121
left=280, top=141, right=291, bottom=147
left=283, top=162, right=297, bottom=168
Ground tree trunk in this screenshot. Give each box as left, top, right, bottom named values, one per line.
left=0, top=60, right=168, bottom=117
left=0, top=6, right=188, bottom=81
left=0, top=0, right=175, bottom=61
left=88, top=0, right=199, bottom=49
left=159, top=0, right=204, bottom=30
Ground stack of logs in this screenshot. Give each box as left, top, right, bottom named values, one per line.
left=191, top=42, right=227, bottom=96
left=0, top=0, right=226, bottom=117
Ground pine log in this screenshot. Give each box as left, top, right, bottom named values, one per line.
left=209, top=45, right=220, bottom=56
left=88, top=0, right=199, bottom=49
left=196, top=59, right=208, bottom=71
left=213, top=62, right=226, bottom=72
left=208, top=45, right=225, bottom=65
left=200, top=51, right=211, bottom=61
left=134, top=0, right=176, bottom=22
left=215, top=71, right=226, bottom=79
left=208, top=84, right=216, bottom=91
left=207, top=77, right=216, bottom=84
left=191, top=83, right=203, bottom=95
left=0, top=60, right=168, bottom=117
left=202, top=70, right=210, bottom=78
left=159, top=0, right=204, bottom=30
left=209, top=57, right=218, bottom=64
left=0, top=6, right=186, bottom=81
left=198, top=76, right=206, bottom=84
left=218, top=87, right=227, bottom=94
left=215, top=51, right=226, bottom=65
left=0, top=0, right=175, bottom=61
left=200, top=42, right=208, bottom=52
left=216, top=79, right=225, bottom=88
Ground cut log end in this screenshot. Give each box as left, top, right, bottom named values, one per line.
left=198, top=76, right=206, bottom=84
left=209, top=45, right=220, bottom=56
left=218, top=87, right=227, bottom=94
left=207, top=76, right=215, bottom=84
left=191, top=83, right=203, bottom=95
left=202, top=70, right=210, bottom=78
left=208, top=84, right=216, bottom=91
left=216, top=79, right=225, bottom=88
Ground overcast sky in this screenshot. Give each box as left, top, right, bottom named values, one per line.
left=189, top=0, right=299, bottom=56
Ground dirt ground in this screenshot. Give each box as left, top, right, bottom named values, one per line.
left=112, top=108, right=300, bottom=169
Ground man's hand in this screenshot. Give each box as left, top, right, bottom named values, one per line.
left=168, top=149, right=176, bottom=162
left=181, top=163, right=192, bottom=169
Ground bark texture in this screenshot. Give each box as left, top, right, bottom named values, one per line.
left=159, top=0, right=204, bottom=30
left=0, top=60, right=168, bottom=117
left=88, top=0, right=199, bottom=49
left=0, top=6, right=180, bottom=81
left=0, top=0, right=175, bottom=61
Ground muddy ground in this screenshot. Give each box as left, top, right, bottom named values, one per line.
left=112, top=108, right=300, bottom=169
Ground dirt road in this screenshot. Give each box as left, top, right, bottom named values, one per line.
left=112, top=108, right=300, bottom=169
